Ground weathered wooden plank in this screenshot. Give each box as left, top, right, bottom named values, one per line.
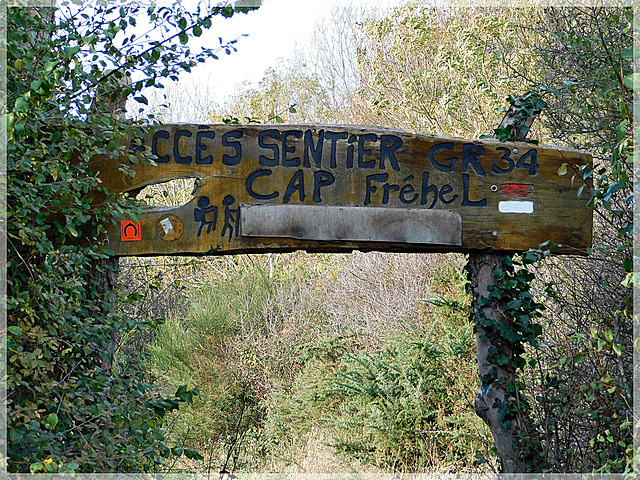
left=89, top=124, right=593, bottom=256
left=240, top=204, right=462, bottom=245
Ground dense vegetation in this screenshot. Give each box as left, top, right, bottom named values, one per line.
left=7, top=0, right=635, bottom=475
left=139, top=252, right=491, bottom=473
left=188, top=5, right=636, bottom=473
left=6, top=0, right=257, bottom=472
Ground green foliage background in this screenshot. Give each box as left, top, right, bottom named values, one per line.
left=165, top=4, right=635, bottom=474
left=6, top=0, right=257, bottom=472
left=5, top=0, right=636, bottom=475
left=146, top=253, right=493, bottom=473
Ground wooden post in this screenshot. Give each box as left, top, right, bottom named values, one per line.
left=91, top=73, right=130, bottom=373
left=468, top=253, right=526, bottom=472
left=468, top=94, right=543, bottom=473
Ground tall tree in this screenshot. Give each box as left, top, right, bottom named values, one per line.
left=209, top=62, right=331, bottom=123
left=341, top=3, right=634, bottom=473
left=303, top=2, right=381, bottom=123
left=6, top=0, right=258, bottom=472
left=490, top=7, right=635, bottom=473
left=350, top=4, right=533, bottom=137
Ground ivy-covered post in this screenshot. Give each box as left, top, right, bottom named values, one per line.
left=469, top=92, right=545, bottom=473
left=90, top=74, right=130, bottom=374
left=469, top=253, right=525, bottom=472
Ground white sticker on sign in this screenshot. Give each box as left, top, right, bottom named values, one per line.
left=499, top=201, right=534, bottom=214
left=160, top=217, right=174, bottom=235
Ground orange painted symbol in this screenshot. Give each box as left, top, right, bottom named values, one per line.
left=121, top=220, right=141, bottom=241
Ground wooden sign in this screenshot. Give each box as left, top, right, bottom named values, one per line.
left=88, top=124, right=593, bottom=256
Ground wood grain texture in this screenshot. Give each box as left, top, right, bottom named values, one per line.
left=240, top=204, right=462, bottom=246
left=88, top=124, right=593, bottom=256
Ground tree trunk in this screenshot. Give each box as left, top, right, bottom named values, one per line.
left=91, top=73, right=130, bottom=373
left=468, top=93, right=543, bottom=472
left=468, top=253, right=525, bottom=473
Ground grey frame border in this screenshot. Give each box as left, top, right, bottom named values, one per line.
left=0, top=0, right=636, bottom=479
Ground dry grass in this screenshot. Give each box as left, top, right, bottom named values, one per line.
left=320, top=251, right=466, bottom=349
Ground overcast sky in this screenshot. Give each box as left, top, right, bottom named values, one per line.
left=139, top=0, right=405, bottom=121
left=208, top=0, right=406, bottom=96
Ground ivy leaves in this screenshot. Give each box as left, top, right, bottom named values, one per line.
left=477, top=249, right=547, bottom=372
left=7, top=0, right=259, bottom=473
left=9, top=0, right=258, bottom=124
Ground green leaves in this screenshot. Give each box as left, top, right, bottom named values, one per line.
left=473, top=250, right=549, bottom=456
left=63, top=45, right=81, bottom=58
left=604, top=329, right=614, bottom=343
left=558, top=163, right=568, bottom=175
left=325, top=327, right=482, bottom=470
left=184, top=448, right=204, bottom=460
left=42, top=413, right=59, bottom=430
left=7, top=326, right=23, bottom=336
left=493, top=125, right=514, bottom=142
left=620, top=46, right=633, bottom=61
left=612, top=343, right=623, bottom=356
left=7, top=0, right=262, bottom=473
left=13, top=93, right=31, bottom=113
left=622, top=73, right=639, bottom=89
left=489, top=8, right=634, bottom=473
